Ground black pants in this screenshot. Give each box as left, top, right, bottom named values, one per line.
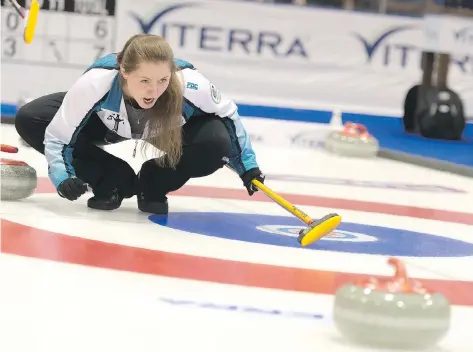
left=14, top=92, right=232, bottom=200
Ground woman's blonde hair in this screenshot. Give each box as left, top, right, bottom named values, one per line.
left=117, top=34, right=183, bottom=168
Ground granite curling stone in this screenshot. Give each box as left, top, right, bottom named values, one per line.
left=333, top=257, right=451, bottom=350
left=324, top=122, right=379, bottom=158
left=1, top=144, right=37, bottom=201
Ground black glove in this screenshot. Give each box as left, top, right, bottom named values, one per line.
left=57, top=177, right=88, bottom=201
left=241, top=167, right=265, bottom=196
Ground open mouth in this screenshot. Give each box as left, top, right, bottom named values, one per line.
left=143, top=98, right=154, bottom=104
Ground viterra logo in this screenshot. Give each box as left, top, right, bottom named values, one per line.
left=352, top=25, right=418, bottom=67
left=128, top=2, right=309, bottom=59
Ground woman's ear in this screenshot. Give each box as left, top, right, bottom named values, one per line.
left=120, top=65, right=128, bottom=79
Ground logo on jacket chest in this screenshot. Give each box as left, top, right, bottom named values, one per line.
left=98, top=109, right=128, bottom=144
left=106, top=112, right=124, bottom=132
left=98, top=109, right=125, bottom=131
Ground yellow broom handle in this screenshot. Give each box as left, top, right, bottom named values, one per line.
left=252, top=179, right=313, bottom=225
left=24, top=0, right=40, bottom=44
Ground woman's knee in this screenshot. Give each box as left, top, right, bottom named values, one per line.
left=206, top=134, right=232, bottom=160
left=198, top=119, right=232, bottom=158
left=14, top=103, right=33, bottom=133
left=183, top=143, right=230, bottom=177
left=14, top=104, right=46, bottom=153
left=15, top=92, right=65, bottom=127
left=182, top=119, right=233, bottom=175
left=14, top=92, right=66, bottom=153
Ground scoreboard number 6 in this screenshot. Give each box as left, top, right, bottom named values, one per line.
left=93, top=19, right=108, bottom=60
left=94, top=20, right=108, bottom=39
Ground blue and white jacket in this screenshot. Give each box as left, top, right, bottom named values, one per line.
left=44, top=54, right=259, bottom=188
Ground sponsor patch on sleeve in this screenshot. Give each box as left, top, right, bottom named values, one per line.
left=210, top=83, right=221, bottom=104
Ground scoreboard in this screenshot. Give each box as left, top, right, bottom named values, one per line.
left=1, top=0, right=116, bottom=68
left=1, top=0, right=117, bottom=108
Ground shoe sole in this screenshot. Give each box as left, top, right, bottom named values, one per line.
left=87, top=200, right=122, bottom=211
left=137, top=201, right=168, bottom=214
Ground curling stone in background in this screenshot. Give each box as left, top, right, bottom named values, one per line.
left=417, top=87, right=466, bottom=141
left=324, top=122, right=379, bottom=158
left=333, top=257, right=451, bottom=350
left=403, top=85, right=465, bottom=140
left=1, top=144, right=37, bottom=201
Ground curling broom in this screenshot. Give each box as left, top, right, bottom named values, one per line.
left=7, top=0, right=40, bottom=44
left=226, top=165, right=342, bottom=246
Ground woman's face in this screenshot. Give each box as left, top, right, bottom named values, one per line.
left=121, top=61, right=171, bottom=109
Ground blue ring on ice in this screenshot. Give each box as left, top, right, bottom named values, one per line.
left=149, top=212, right=473, bottom=257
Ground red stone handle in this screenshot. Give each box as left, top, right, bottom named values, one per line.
left=1, top=145, right=28, bottom=166
left=387, top=257, right=412, bottom=291
left=341, top=122, right=370, bottom=137
left=353, top=257, right=429, bottom=294
left=1, top=158, right=28, bottom=166
left=1, top=144, right=19, bottom=153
